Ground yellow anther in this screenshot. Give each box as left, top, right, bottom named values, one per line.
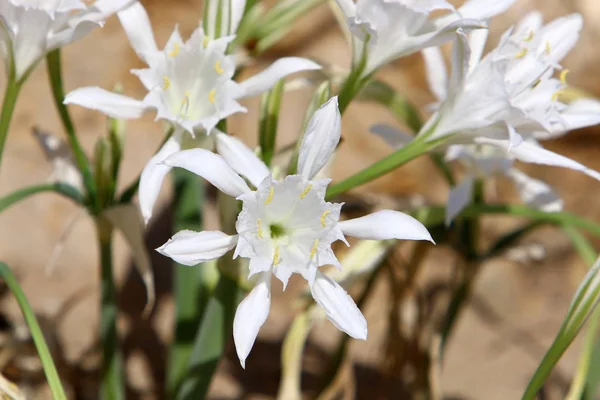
left=203, top=36, right=209, bottom=48
left=163, top=76, right=171, bottom=90
left=273, top=246, right=281, bottom=265
left=168, top=42, right=180, bottom=57
left=299, top=184, right=313, bottom=199
left=515, top=48, right=528, bottom=59
left=545, top=40, right=551, bottom=55
left=531, top=78, right=541, bottom=89
left=264, top=186, right=274, bottom=205
left=310, top=239, right=319, bottom=259
left=214, top=60, right=224, bottom=75
left=560, top=69, right=570, bottom=85
left=180, top=93, right=190, bottom=115
left=257, top=219, right=263, bottom=239
left=208, top=89, right=216, bottom=104
left=551, top=91, right=562, bottom=101
left=320, top=210, right=331, bottom=228
left=524, top=30, right=534, bottom=42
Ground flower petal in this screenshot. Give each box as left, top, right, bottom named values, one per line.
left=139, top=135, right=181, bottom=224
left=234, top=272, right=271, bottom=368
left=297, top=96, right=341, bottom=180
left=448, top=29, right=471, bottom=98
left=370, top=124, right=415, bottom=149
left=422, top=46, right=448, bottom=101
left=117, top=1, right=158, bottom=63
left=335, top=0, right=356, bottom=19
left=163, top=149, right=251, bottom=197
left=64, top=87, right=148, bottom=119
left=339, top=210, right=434, bottom=243
left=310, top=270, right=367, bottom=340
left=237, top=57, right=322, bottom=99
left=507, top=169, right=563, bottom=212
left=157, top=230, right=238, bottom=266
left=215, top=132, right=270, bottom=188
left=467, top=27, right=488, bottom=71
left=537, top=13, right=582, bottom=63
left=445, top=175, right=474, bottom=225
left=456, top=0, right=516, bottom=20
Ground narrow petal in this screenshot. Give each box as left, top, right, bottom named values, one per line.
left=237, top=57, right=322, bottom=99
left=370, top=124, right=415, bottom=149
left=297, top=96, right=341, bottom=180
left=310, top=270, right=367, bottom=340
left=339, top=210, right=434, bottom=243
left=157, top=230, right=238, bottom=266
left=64, top=87, right=148, bottom=119
left=538, top=13, right=583, bottom=63
left=139, top=135, right=181, bottom=224
left=456, top=0, right=516, bottom=20
left=335, top=0, right=356, bottom=19
left=230, top=0, right=247, bottom=35
left=163, top=149, right=251, bottom=197
left=234, top=273, right=271, bottom=368
left=467, top=27, right=489, bottom=70
left=117, top=1, right=158, bottom=63
left=215, top=132, right=270, bottom=188
left=476, top=131, right=600, bottom=181
left=448, top=29, right=471, bottom=98
left=507, top=169, right=563, bottom=212
left=556, top=98, right=600, bottom=133
left=422, top=46, right=448, bottom=101
left=445, top=175, right=474, bottom=225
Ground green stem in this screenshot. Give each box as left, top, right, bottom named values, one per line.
left=0, top=76, right=21, bottom=171
left=0, top=262, right=67, bottom=400
left=96, top=218, right=124, bottom=400
left=46, top=50, right=97, bottom=211
left=0, top=182, right=84, bottom=213
left=325, top=138, right=434, bottom=199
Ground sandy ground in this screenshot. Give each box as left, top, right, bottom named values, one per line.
left=1, top=0, right=600, bottom=398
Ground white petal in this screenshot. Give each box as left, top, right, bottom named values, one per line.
left=117, top=1, right=158, bottom=63
left=422, top=46, right=448, bottom=101
left=215, top=132, right=269, bottom=188
left=297, top=96, right=341, bottom=180
left=558, top=98, right=600, bottom=132
left=467, top=27, right=489, bottom=70
left=339, top=210, right=434, bottom=243
left=538, top=13, right=582, bottom=63
left=310, top=270, right=367, bottom=340
left=445, top=175, right=474, bottom=225
left=370, top=124, right=415, bottom=149
left=456, top=0, right=516, bottom=20
left=157, top=230, right=238, bottom=266
left=448, top=29, right=471, bottom=98
left=476, top=131, right=600, bottom=182
left=139, top=135, right=181, bottom=224
left=237, top=57, right=322, bottom=99
left=335, top=0, right=356, bottom=19
left=234, top=272, right=271, bottom=368
left=64, top=87, right=147, bottom=119
left=163, top=149, right=251, bottom=197
left=507, top=169, right=563, bottom=212
left=230, top=0, right=247, bottom=35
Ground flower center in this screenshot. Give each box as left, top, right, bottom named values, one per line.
left=269, top=223, right=286, bottom=239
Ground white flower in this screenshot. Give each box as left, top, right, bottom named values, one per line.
left=63, top=2, right=322, bottom=224
left=157, top=97, right=434, bottom=367
left=0, top=0, right=133, bottom=81
left=334, top=0, right=515, bottom=77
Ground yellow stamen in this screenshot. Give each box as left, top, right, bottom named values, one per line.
left=524, top=30, right=534, bottom=42
left=180, top=93, right=190, bottom=115
left=560, top=69, right=570, bottom=85
left=273, top=246, right=281, bottom=265
left=551, top=91, right=562, bottom=101
left=320, top=210, right=331, bottom=228
left=515, top=48, right=528, bottom=59
left=545, top=40, right=551, bottom=55
left=209, top=89, right=216, bottom=104
left=310, top=239, right=319, bottom=259
left=264, top=186, right=274, bottom=205
left=168, top=42, right=180, bottom=57
left=257, top=219, right=263, bottom=239
left=163, top=76, right=171, bottom=90
left=299, top=184, right=313, bottom=199
left=203, top=36, right=209, bottom=48
left=531, top=78, right=541, bottom=89
left=214, top=60, right=224, bottom=75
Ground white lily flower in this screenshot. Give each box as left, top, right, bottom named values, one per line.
left=0, top=0, right=134, bottom=81
left=334, top=0, right=516, bottom=77
left=64, top=2, right=322, bottom=224
left=157, top=97, right=434, bottom=367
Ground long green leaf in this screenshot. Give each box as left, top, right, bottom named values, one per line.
left=0, top=74, right=21, bottom=171
left=259, top=79, right=285, bottom=166
left=0, top=182, right=84, bottom=213
left=0, top=262, right=67, bottom=400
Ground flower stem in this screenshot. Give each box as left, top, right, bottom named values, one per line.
left=96, top=218, right=124, bottom=400
left=0, top=76, right=21, bottom=171
left=46, top=50, right=97, bottom=211
left=0, top=182, right=84, bottom=214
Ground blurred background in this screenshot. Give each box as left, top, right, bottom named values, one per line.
left=1, top=0, right=600, bottom=398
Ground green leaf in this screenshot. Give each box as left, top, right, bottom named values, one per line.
left=0, top=74, right=21, bottom=172
left=0, top=182, right=84, bottom=214
left=259, top=79, right=285, bottom=166
left=0, top=262, right=67, bottom=400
